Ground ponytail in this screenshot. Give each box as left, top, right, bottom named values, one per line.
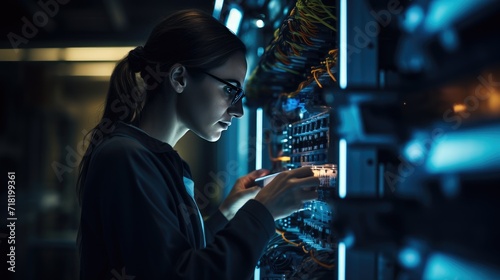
left=76, top=51, right=146, bottom=205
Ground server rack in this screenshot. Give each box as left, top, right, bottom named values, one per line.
left=229, top=0, right=500, bottom=279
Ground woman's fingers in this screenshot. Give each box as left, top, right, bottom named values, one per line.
left=290, top=177, right=319, bottom=203
left=300, top=187, right=318, bottom=202
left=253, top=166, right=322, bottom=220
left=239, top=186, right=261, bottom=198
left=245, top=169, right=270, bottom=181
left=287, top=166, right=314, bottom=178
left=235, top=169, right=270, bottom=189
left=271, top=167, right=314, bottom=186
left=289, top=176, right=320, bottom=190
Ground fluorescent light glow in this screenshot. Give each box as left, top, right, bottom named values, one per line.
left=61, top=62, right=116, bottom=76
left=453, top=103, right=467, bottom=113
left=0, top=49, right=23, bottom=61
left=0, top=47, right=135, bottom=61
left=399, top=247, right=421, bottom=268
left=254, top=266, right=260, bottom=280
left=226, top=7, right=243, bottom=34
left=423, top=252, right=500, bottom=279
left=339, top=0, right=347, bottom=89
left=403, top=140, right=426, bottom=164
left=256, top=108, right=263, bottom=170
left=257, top=47, right=264, bottom=56
left=255, top=19, right=265, bottom=28
left=338, top=242, right=346, bottom=280
left=213, top=0, right=224, bottom=20
left=339, top=138, right=347, bottom=198
left=424, top=0, right=491, bottom=33
left=403, top=5, right=424, bottom=32
left=238, top=105, right=250, bottom=176
left=426, top=128, right=500, bottom=173
left=63, top=47, right=131, bottom=61
left=27, top=48, right=60, bottom=61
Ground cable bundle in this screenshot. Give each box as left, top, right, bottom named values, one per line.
left=289, top=48, right=338, bottom=97
left=265, top=47, right=337, bottom=131
left=263, top=0, right=337, bottom=74
left=258, top=229, right=335, bottom=278
left=245, top=0, right=337, bottom=108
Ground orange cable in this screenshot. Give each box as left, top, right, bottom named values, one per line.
left=312, top=69, right=323, bottom=88
left=325, top=59, right=336, bottom=82
left=310, top=250, right=335, bottom=269
left=302, top=245, right=309, bottom=254
left=281, top=231, right=302, bottom=246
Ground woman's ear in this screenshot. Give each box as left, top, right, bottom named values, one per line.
left=169, top=63, right=187, bottom=93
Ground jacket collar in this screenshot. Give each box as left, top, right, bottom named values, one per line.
left=110, top=121, right=175, bottom=153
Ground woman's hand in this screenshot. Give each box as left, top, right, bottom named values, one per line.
left=254, top=167, right=319, bottom=220
left=219, top=169, right=270, bottom=220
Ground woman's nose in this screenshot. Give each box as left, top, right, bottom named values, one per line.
left=228, top=98, right=244, bottom=118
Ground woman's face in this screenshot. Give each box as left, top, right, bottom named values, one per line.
left=177, top=52, right=247, bottom=142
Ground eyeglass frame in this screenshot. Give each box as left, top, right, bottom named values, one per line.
left=201, top=71, right=245, bottom=106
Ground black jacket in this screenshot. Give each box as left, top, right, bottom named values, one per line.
left=79, top=121, right=275, bottom=280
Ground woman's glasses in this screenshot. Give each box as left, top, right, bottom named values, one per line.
left=202, top=72, right=245, bottom=105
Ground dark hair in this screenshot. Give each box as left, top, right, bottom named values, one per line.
left=76, top=9, right=246, bottom=205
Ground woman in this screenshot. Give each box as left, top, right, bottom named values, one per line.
left=77, top=9, right=318, bottom=280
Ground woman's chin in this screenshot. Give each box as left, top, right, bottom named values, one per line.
left=199, top=131, right=222, bottom=142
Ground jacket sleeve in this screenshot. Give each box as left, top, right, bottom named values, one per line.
left=83, top=140, right=275, bottom=280
left=203, top=209, right=229, bottom=244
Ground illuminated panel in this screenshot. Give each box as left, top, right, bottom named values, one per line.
left=339, top=138, right=347, bottom=198
left=225, top=7, right=243, bottom=34
left=213, top=0, right=224, bottom=20
left=338, top=242, right=346, bottom=280
left=63, top=47, right=132, bottom=61
left=0, top=47, right=135, bottom=62
left=339, top=0, right=347, bottom=89
left=255, top=108, right=263, bottom=170
left=426, top=128, right=500, bottom=173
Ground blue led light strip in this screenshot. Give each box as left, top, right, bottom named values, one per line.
left=339, top=0, right=347, bottom=89
left=339, top=138, right=347, bottom=198
left=256, top=108, right=263, bottom=170
left=338, top=242, right=346, bottom=280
